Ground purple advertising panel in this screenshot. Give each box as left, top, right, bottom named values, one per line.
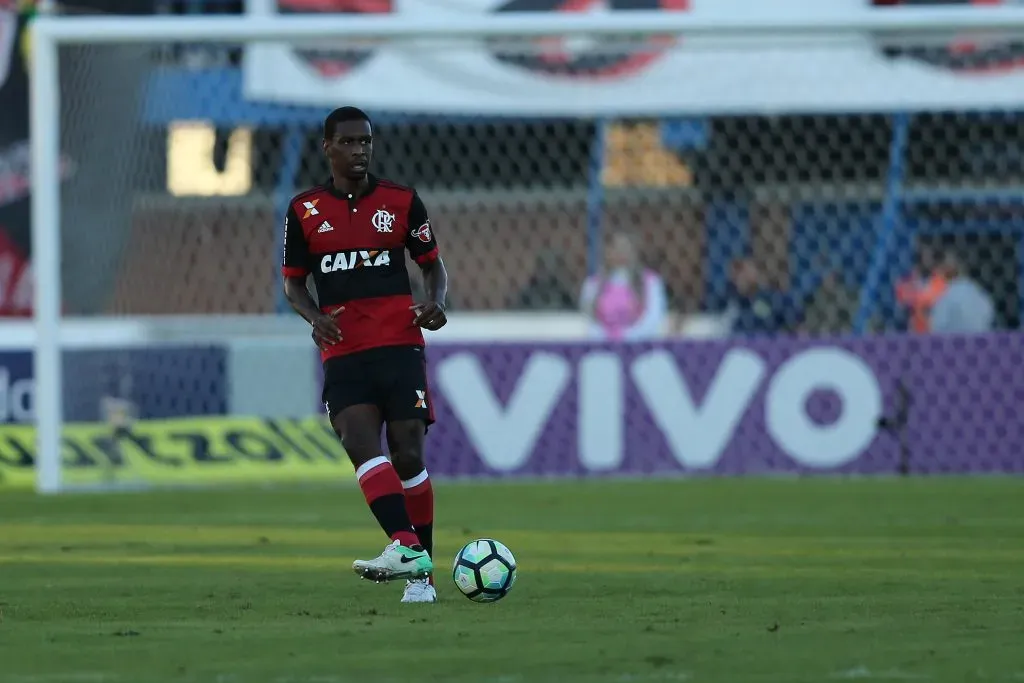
left=423, top=333, right=1024, bottom=477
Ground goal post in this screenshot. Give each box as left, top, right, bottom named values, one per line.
left=23, top=4, right=1024, bottom=493
left=29, top=12, right=60, bottom=494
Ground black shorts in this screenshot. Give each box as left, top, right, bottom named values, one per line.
left=322, top=345, right=435, bottom=429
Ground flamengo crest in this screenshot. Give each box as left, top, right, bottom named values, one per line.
left=372, top=209, right=395, bottom=233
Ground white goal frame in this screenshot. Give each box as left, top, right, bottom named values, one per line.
left=27, top=5, right=1024, bottom=493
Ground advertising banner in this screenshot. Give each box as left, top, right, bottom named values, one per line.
left=5, top=333, right=1021, bottom=488
left=0, top=415, right=353, bottom=489
left=0, top=344, right=342, bottom=489
left=0, top=350, right=32, bottom=424
left=0, top=2, right=32, bottom=317
left=1, top=1, right=150, bottom=317
left=423, top=333, right=1024, bottom=477
left=243, top=0, right=1024, bottom=115
left=0, top=226, right=30, bottom=316
left=0, top=346, right=229, bottom=426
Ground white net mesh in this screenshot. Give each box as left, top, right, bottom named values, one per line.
left=13, top=16, right=1024, bottom=490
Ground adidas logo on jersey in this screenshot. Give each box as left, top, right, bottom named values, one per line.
left=320, top=249, right=392, bottom=273
left=317, top=221, right=333, bottom=233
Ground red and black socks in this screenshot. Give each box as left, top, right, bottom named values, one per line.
left=356, top=456, right=421, bottom=549
left=402, top=469, right=434, bottom=560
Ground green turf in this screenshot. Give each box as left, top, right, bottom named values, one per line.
left=1, top=478, right=1023, bottom=683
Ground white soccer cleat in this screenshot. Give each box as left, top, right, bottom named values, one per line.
left=401, top=579, right=438, bottom=603
left=352, top=540, right=433, bottom=583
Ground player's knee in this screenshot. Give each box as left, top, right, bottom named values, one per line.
left=344, top=440, right=380, bottom=466
left=332, top=420, right=379, bottom=467
left=327, top=409, right=385, bottom=466
left=389, top=435, right=425, bottom=480
left=385, top=420, right=425, bottom=479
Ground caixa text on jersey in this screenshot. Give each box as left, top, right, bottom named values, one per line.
left=320, top=249, right=392, bottom=273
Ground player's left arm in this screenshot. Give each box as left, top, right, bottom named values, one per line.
left=406, top=191, right=448, bottom=331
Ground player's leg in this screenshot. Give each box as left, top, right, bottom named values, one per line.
left=323, top=358, right=431, bottom=583
left=381, top=346, right=437, bottom=602
left=387, top=421, right=436, bottom=603
left=387, top=422, right=433, bottom=562
left=334, top=404, right=432, bottom=582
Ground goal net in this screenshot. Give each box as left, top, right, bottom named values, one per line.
left=11, top=4, right=1024, bottom=492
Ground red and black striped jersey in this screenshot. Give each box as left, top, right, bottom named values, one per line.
left=281, top=174, right=440, bottom=360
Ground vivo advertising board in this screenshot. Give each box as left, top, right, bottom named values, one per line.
left=422, top=334, right=1024, bottom=477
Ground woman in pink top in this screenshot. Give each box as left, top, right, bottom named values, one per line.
left=580, top=231, right=668, bottom=341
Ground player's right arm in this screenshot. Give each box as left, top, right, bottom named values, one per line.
left=281, top=204, right=343, bottom=347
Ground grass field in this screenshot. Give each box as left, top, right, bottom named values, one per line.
left=2, top=478, right=1023, bottom=683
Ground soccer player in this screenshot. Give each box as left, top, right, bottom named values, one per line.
left=281, top=106, right=448, bottom=604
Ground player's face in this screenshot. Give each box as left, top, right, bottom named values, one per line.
left=606, top=234, right=635, bottom=270
left=731, top=260, right=760, bottom=295
left=323, top=119, right=373, bottom=180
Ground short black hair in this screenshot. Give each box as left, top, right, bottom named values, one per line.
left=323, top=106, right=372, bottom=139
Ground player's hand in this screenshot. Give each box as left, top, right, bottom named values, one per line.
left=311, top=306, right=344, bottom=349
left=410, top=301, right=447, bottom=331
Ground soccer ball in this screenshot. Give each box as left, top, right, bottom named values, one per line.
left=452, top=539, right=517, bottom=603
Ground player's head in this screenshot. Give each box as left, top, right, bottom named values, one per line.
left=916, top=245, right=939, bottom=275
left=939, top=251, right=963, bottom=279
left=605, top=231, right=637, bottom=270
left=323, top=106, right=373, bottom=180
left=730, top=257, right=760, bottom=295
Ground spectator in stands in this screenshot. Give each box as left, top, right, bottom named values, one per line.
left=580, top=231, right=668, bottom=341
left=512, top=251, right=577, bottom=311
left=800, top=267, right=860, bottom=336
left=930, top=252, right=995, bottom=334
left=895, top=249, right=948, bottom=333
left=798, top=254, right=881, bottom=336
left=724, top=257, right=800, bottom=336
